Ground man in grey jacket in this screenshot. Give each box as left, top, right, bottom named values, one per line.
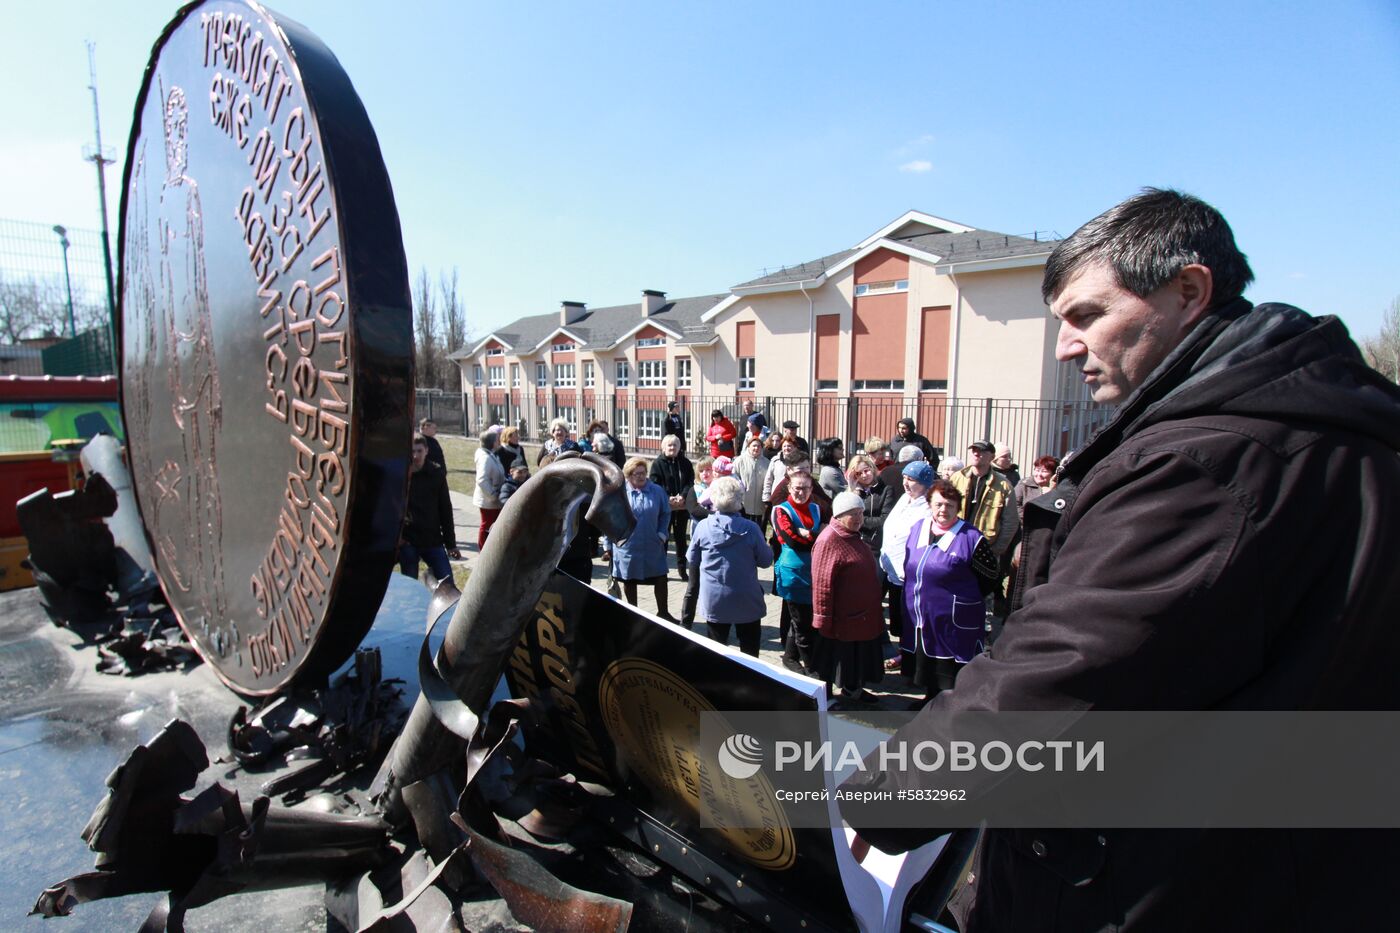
left=847, top=189, right=1400, bottom=931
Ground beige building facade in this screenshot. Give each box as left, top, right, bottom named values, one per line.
left=454, top=211, right=1098, bottom=456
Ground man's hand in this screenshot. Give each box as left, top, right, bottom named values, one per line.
left=447, top=548, right=462, bottom=561
left=669, top=494, right=684, bottom=508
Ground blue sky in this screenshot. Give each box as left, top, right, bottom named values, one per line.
left=3, top=0, right=1397, bottom=343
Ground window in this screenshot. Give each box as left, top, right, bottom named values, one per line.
left=637, top=359, right=667, bottom=387
left=556, top=406, right=577, bottom=431
left=675, top=357, right=691, bottom=388
left=615, top=360, right=630, bottom=387
left=854, top=279, right=909, bottom=297
left=583, top=361, right=595, bottom=387
left=486, top=347, right=504, bottom=357
left=473, top=365, right=483, bottom=387
left=511, top=364, right=521, bottom=388
left=636, top=336, right=665, bottom=348
left=488, top=365, right=504, bottom=388
left=552, top=341, right=576, bottom=352
left=639, top=409, right=666, bottom=439
left=613, top=408, right=629, bottom=439
left=535, top=362, right=548, bottom=386
left=816, top=379, right=837, bottom=391
left=554, top=363, right=577, bottom=387
left=852, top=379, right=905, bottom=391
left=738, top=357, right=755, bottom=390
left=920, top=379, right=948, bottom=392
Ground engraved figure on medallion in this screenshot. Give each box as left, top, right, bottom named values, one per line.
left=154, top=84, right=227, bottom=640
left=124, top=146, right=158, bottom=496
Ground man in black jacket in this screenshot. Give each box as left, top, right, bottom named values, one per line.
left=401, top=435, right=461, bottom=581
left=888, top=417, right=935, bottom=463
left=663, top=402, right=686, bottom=447
left=847, top=189, right=1400, bottom=930
left=649, top=434, right=695, bottom=580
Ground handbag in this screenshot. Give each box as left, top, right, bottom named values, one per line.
left=970, top=536, right=1001, bottom=598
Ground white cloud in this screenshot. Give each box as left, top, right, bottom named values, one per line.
left=899, top=160, right=933, bottom=174
left=893, top=133, right=935, bottom=158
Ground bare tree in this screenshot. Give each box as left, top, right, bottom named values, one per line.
left=440, top=268, right=468, bottom=364
left=413, top=266, right=440, bottom=390
left=0, top=273, right=106, bottom=343
left=1359, top=296, right=1399, bottom=385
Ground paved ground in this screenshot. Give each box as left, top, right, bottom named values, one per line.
left=444, top=488, right=923, bottom=710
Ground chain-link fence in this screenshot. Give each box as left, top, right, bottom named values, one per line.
left=0, top=218, right=113, bottom=344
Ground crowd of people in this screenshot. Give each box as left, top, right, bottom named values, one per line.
left=399, top=409, right=1060, bottom=708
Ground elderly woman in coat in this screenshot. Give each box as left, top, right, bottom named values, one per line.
left=812, top=490, right=886, bottom=704
left=538, top=418, right=581, bottom=465
left=686, top=477, right=773, bottom=656
left=610, top=456, right=676, bottom=622
left=880, top=460, right=934, bottom=674
left=734, top=435, right=770, bottom=532
left=472, top=429, right=506, bottom=551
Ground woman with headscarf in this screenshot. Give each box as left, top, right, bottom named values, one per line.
left=610, top=456, right=676, bottom=622
left=879, top=460, right=934, bottom=675
left=812, top=490, right=886, bottom=704
left=734, top=435, right=770, bottom=532
left=903, top=478, right=998, bottom=703
left=687, top=477, right=772, bottom=655
left=773, top=471, right=823, bottom=673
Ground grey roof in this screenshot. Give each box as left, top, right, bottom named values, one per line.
left=890, top=229, right=1055, bottom=266
left=731, top=228, right=1055, bottom=291
left=456, top=293, right=729, bottom=358
left=733, top=248, right=858, bottom=290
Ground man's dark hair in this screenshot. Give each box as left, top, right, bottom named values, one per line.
left=1042, top=188, right=1254, bottom=305
left=412, top=433, right=427, bottom=448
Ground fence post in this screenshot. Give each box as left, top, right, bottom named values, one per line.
left=847, top=395, right=859, bottom=452
left=982, top=398, right=993, bottom=443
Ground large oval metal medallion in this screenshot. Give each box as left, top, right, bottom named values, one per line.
left=118, top=0, right=413, bottom=695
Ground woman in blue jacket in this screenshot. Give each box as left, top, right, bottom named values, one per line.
left=687, top=477, right=773, bottom=655
left=610, top=456, right=676, bottom=622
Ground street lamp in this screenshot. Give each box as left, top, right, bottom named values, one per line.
left=52, top=225, right=76, bottom=338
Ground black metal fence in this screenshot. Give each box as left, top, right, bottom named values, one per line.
left=460, top=392, right=1110, bottom=463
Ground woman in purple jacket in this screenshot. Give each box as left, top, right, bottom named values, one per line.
left=903, top=479, right=996, bottom=703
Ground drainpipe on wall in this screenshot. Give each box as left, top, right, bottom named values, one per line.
left=948, top=272, right=964, bottom=452
left=800, top=277, right=817, bottom=389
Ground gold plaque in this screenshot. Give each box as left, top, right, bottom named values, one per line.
left=598, top=658, right=796, bottom=871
